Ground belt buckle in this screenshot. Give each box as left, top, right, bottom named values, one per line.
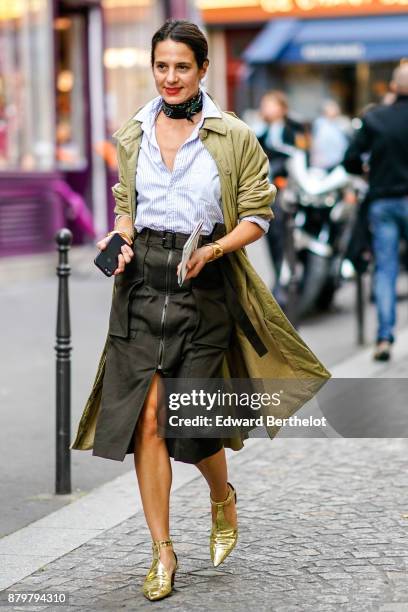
left=162, top=231, right=175, bottom=249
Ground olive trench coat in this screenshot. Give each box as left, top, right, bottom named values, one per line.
left=70, top=101, right=331, bottom=456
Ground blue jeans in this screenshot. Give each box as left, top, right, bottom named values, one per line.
left=368, top=196, right=408, bottom=343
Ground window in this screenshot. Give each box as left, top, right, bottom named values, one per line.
left=0, top=0, right=55, bottom=171
left=102, top=0, right=165, bottom=133
left=55, top=14, right=87, bottom=170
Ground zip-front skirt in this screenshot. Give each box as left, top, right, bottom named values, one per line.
left=92, top=226, right=235, bottom=464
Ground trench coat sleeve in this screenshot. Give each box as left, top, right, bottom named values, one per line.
left=111, top=142, right=131, bottom=218
left=236, top=127, right=277, bottom=221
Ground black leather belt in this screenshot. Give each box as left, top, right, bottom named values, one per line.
left=137, top=227, right=214, bottom=250
left=137, top=224, right=268, bottom=358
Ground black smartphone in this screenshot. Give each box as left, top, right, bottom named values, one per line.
left=94, top=233, right=128, bottom=277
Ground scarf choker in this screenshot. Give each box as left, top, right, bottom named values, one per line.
left=161, top=89, right=203, bottom=122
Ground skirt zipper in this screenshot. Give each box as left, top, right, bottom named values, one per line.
left=157, top=248, right=173, bottom=370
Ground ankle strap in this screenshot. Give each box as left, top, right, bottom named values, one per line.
left=210, top=482, right=235, bottom=507
left=152, top=538, right=173, bottom=550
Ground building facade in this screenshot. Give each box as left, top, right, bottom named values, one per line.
left=200, top=0, right=408, bottom=121
left=0, top=0, right=196, bottom=257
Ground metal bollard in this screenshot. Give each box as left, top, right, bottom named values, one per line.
left=55, top=228, right=73, bottom=494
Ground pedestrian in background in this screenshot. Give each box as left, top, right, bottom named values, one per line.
left=311, top=99, right=350, bottom=171
left=343, top=63, right=408, bottom=361
left=257, top=90, right=306, bottom=305
left=257, top=90, right=305, bottom=177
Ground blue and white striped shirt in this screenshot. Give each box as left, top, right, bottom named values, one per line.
left=127, top=89, right=270, bottom=236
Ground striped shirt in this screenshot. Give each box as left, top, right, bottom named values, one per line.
left=124, top=89, right=270, bottom=236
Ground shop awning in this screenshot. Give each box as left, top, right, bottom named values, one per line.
left=243, top=15, right=408, bottom=64
left=242, top=18, right=300, bottom=64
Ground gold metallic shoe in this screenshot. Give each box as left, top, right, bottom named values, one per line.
left=142, top=538, right=178, bottom=601
left=210, top=482, right=238, bottom=567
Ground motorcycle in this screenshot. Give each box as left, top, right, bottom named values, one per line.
left=275, top=148, right=366, bottom=320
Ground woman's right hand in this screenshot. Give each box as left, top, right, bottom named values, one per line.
left=96, top=234, right=134, bottom=275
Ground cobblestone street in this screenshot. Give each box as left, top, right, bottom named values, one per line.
left=1, top=437, right=407, bottom=612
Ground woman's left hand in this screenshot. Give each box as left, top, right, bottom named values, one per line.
left=176, top=246, right=212, bottom=280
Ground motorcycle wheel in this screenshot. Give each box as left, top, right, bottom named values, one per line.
left=296, top=252, right=332, bottom=319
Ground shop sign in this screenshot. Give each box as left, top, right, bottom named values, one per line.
left=261, top=0, right=408, bottom=12
left=199, top=0, right=408, bottom=20
left=300, top=42, right=366, bottom=60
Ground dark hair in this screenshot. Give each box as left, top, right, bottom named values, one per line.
left=151, top=20, right=208, bottom=69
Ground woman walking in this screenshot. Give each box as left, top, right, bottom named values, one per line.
left=71, top=20, right=330, bottom=602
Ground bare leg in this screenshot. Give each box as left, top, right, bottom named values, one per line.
left=195, top=447, right=237, bottom=526
left=134, top=372, right=176, bottom=572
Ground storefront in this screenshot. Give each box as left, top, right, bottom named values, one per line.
left=0, top=0, right=195, bottom=257
left=200, top=0, right=408, bottom=120
left=0, top=0, right=59, bottom=256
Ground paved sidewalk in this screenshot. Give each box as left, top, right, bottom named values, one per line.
left=1, top=437, right=407, bottom=612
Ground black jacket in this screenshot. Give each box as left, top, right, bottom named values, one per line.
left=343, top=95, right=408, bottom=201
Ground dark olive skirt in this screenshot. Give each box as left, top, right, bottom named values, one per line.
left=92, top=227, right=234, bottom=464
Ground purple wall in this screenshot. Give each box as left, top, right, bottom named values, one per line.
left=0, top=173, right=65, bottom=256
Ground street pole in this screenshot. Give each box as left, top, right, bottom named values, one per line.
left=55, top=228, right=72, bottom=495
left=356, top=270, right=365, bottom=346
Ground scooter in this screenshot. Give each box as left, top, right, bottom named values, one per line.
left=277, top=148, right=365, bottom=320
